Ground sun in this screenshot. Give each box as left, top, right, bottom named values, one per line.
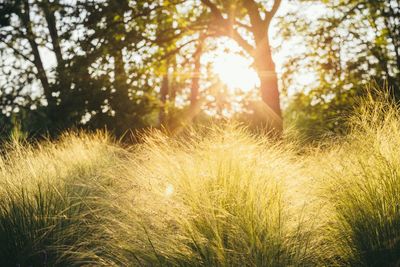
left=203, top=39, right=260, bottom=93
left=213, top=53, right=259, bottom=92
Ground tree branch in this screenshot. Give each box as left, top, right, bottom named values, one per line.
left=157, top=38, right=200, bottom=61
left=265, top=0, right=282, bottom=25
left=243, top=0, right=263, bottom=30
left=234, top=20, right=252, bottom=31
left=0, top=38, right=34, bottom=64
left=230, top=31, right=255, bottom=55
left=201, top=0, right=255, bottom=55
left=20, top=0, right=51, bottom=100
left=200, top=0, right=225, bottom=21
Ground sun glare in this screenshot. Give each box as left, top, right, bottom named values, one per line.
left=211, top=51, right=259, bottom=93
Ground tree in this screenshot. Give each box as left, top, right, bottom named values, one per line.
left=280, top=0, right=400, bottom=139
left=189, top=34, right=206, bottom=112
left=200, top=0, right=283, bottom=132
left=0, top=0, right=109, bottom=136
left=0, top=0, right=175, bottom=137
left=78, top=0, right=162, bottom=136
left=1, top=0, right=286, bottom=138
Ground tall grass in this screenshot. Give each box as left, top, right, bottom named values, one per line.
left=0, top=133, right=124, bottom=266
left=0, top=127, right=317, bottom=266
left=96, top=126, right=317, bottom=266
left=312, top=94, right=400, bottom=266
left=1, top=93, right=400, bottom=266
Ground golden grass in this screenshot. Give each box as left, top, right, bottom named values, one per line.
left=1, top=94, right=400, bottom=266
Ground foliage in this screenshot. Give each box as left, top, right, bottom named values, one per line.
left=0, top=0, right=287, bottom=138
left=0, top=0, right=186, bottom=137
left=280, top=0, right=400, bottom=139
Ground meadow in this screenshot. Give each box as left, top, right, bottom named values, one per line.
left=1, top=95, right=400, bottom=266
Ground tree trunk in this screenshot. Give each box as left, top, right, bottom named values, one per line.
left=256, top=58, right=281, bottom=118
left=21, top=0, right=51, bottom=103
left=254, top=38, right=282, bottom=132
left=169, top=56, right=177, bottom=103
left=42, top=2, right=63, bottom=65
left=41, top=1, right=73, bottom=114
left=113, top=48, right=131, bottom=111
left=159, top=67, right=169, bottom=125
left=190, top=41, right=203, bottom=111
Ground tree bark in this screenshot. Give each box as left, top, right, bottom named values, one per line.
left=113, top=48, right=130, bottom=108
left=254, top=38, right=282, bottom=123
left=41, top=1, right=73, bottom=106
left=41, top=2, right=63, bottom=65
left=21, top=0, right=51, bottom=103
left=190, top=39, right=203, bottom=111
left=159, top=71, right=169, bottom=125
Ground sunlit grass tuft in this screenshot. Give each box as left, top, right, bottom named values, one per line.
left=312, top=93, right=400, bottom=266
left=96, top=125, right=316, bottom=266
left=0, top=133, right=123, bottom=266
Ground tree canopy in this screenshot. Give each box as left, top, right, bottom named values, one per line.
left=0, top=0, right=398, bottom=140
left=281, top=0, right=400, bottom=139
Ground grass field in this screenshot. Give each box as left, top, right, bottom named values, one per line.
left=1, top=96, right=400, bottom=266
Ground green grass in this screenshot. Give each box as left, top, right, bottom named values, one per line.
left=0, top=133, right=125, bottom=266
left=1, top=95, right=400, bottom=266
left=312, top=98, right=400, bottom=266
